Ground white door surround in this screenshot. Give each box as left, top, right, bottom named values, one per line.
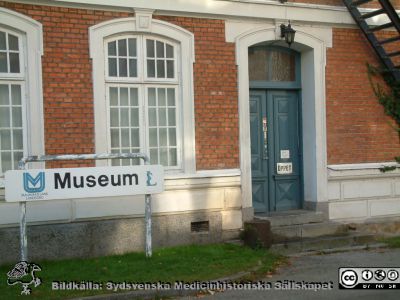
left=232, top=23, right=332, bottom=215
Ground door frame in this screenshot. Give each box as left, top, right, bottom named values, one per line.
left=235, top=25, right=330, bottom=220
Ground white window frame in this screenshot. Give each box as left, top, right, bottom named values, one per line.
left=89, top=11, right=195, bottom=175
left=0, top=8, right=44, bottom=188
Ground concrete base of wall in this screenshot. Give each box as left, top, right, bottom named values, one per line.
left=0, top=210, right=241, bottom=265
left=303, top=201, right=329, bottom=219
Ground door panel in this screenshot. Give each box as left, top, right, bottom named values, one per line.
left=250, top=89, right=302, bottom=212
left=250, top=91, right=269, bottom=212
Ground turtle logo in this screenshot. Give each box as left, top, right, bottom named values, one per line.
left=7, top=261, right=42, bottom=295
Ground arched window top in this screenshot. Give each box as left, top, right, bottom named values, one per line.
left=105, top=35, right=177, bottom=81
left=248, top=46, right=300, bottom=87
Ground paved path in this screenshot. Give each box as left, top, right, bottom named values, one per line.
left=179, top=248, right=400, bottom=300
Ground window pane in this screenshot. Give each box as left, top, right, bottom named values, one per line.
left=149, top=108, right=157, bottom=126
left=111, top=149, right=120, bottom=166
left=146, top=40, right=155, bottom=58
left=147, top=59, right=155, bottom=77
left=0, top=107, right=10, bottom=127
left=150, top=149, right=158, bottom=164
left=248, top=47, right=269, bottom=81
left=158, top=89, right=166, bottom=106
left=0, top=52, right=7, bottom=72
left=129, top=59, right=137, bottom=77
left=108, top=41, right=116, bottom=56
left=110, top=108, right=119, bottom=127
left=121, top=148, right=130, bottom=166
left=12, top=107, right=22, bottom=127
left=121, top=128, right=129, bottom=147
left=120, top=109, right=129, bottom=127
left=131, top=128, right=139, bottom=147
left=166, top=44, right=173, bottom=58
left=167, top=89, right=175, bottom=106
left=109, top=87, right=118, bottom=106
left=149, top=128, right=158, bottom=147
left=108, top=58, right=117, bottom=76
left=13, top=129, right=23, bottom=149
left=156, top=41, right=164, bottom=58
left=160, top=148, right=168, bottom=166
left=159, top=128, right=167, bottom=146
left=248, top=47, right=296, bottom=82
left=14, top=151, right=23, bottom=169
left=159, top=108, right=166, bottom=126
left=8, top=34, right=19, bottom=51
left=110, top=128, right=119, bottom=147
left=118, top=58, right=127, bottom=77
left=0, top=32, right=5, bottom=50
left=169, top=128, right=177, bottom=146
left=157, top=60, right=165, bottom=78
left=130, top=88, right=138, bottom=106
left=169, top=148, right=177, bottom=166
left=0, top=130, right=11, bottom=150
left=148, top=88, right=156, bottom=106
left=120, top=88, right=128, bottom=106
left=270, top=51, right=295, bottom=81
left=1, top=152, right=12, bottom=172
left=128, top=38, right=137, bottom=57
left=168, top=108, right=176, bottom=126
left=0, top=84, right=9, bottom=105
left=130, top=108, right=139, bottom=127
left=166, top=60, right=174, bottom=78
left=11, top=85, right=21, bottom=105
left=9, top=53, right=20, bottom=73
left=118, top=39, right=127, bottom=56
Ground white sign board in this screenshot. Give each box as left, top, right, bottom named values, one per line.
left=5, top=165, right=164, bottom=202
left=277, top=163, right=293, bottom=175
left=280, top=150, right=290, bottom=159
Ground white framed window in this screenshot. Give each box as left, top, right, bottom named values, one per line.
left=104, top=36, right=181, bottom=170
left=90, top=13, right=195, bottom=174
left=0, top=8, right=44, bottom=187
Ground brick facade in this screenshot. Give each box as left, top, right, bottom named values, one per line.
left=326, top=28, right=400, bottom=164
left=0, top=2, right=239, bottom=170
left=0, top=1, right=399, bottom=168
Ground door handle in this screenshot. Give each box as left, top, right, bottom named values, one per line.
left=263, top=117, right=268, bottom=160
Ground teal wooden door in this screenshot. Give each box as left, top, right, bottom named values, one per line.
left=250, top=89, right=302, bottom=212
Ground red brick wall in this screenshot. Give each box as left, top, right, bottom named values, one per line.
left=326, top=28, right=400, bottom=164
left=0, top=2, right=239, bottom=170
left=157, top=16, right=239, bottom=170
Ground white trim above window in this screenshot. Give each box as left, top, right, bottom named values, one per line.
left=89, top=12, right=195, bottom=175
left=0, top=8, right=44, bottom=188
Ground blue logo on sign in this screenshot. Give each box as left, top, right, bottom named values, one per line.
left=23, top=172, right=45, bottom=193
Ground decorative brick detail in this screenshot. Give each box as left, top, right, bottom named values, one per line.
left=326, top=28, right=400, bottom=164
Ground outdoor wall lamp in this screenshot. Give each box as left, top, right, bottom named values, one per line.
left=280, top=21, right=296, bottom=47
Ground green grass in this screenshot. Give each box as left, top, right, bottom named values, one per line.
left=382, top=236, right=400, bottom=248
left=0, top=243, right=282, bottom=300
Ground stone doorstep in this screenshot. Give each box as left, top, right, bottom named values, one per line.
left=270, top=233, right=379, bottom=255
left=255, top=210, right=325, bottom=227
left=271, top=221, right=349, bottom=243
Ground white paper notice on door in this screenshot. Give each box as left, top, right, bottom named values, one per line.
left=280, top=150, right=290, bottom=159
left=277, top=163, right=293, bottom=174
